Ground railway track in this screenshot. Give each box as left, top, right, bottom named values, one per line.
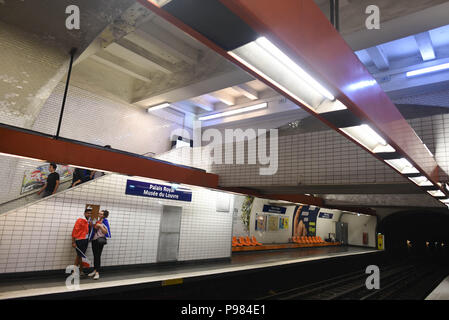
left=257, top=262, right=444, bottom=300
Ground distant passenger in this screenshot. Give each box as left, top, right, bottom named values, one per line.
left=37, top=163, right=60, bottom=197
left=71, top=168, right=91, bottom=187
left=88, top=210, right=111, bottom=280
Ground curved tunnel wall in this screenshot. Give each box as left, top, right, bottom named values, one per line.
left=378, top=210, right=449, bottom=251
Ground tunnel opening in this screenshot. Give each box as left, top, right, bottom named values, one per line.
left=378, top=210, right=449, bottom=263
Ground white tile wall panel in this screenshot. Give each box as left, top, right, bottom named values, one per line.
left=392, top=89, right=449, bottom=108
left=203, top=115, right=449, bottom=187
left=32, top=83, right=183, bottom=156
left=0, top=173, right=234, bottom=274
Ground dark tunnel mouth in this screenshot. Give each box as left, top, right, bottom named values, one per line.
left=378, top=210, right=449, bottom=249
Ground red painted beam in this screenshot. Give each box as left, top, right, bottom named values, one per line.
left=136, top=0, right=447, bottom=201
left=219, top=186, right=325, bottom=207
left=0, top=126, right=219, bottom=189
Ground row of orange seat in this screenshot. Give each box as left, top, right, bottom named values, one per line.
left=292, top=236, right=325, bottom=244
left=232, top=236, right=263, bottom=247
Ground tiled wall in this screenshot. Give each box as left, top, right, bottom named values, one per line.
left=341, top=214, right=377, bottom=247
left=407, top=113, right=449, bottom=181
left=208, top=130, right=407, bottom=187
left=0, top=173, right=234, bottom=274
left=392, top=89, right=449, bottom=108
left=199, top=114, right=449, bottom=187
left=33, top=82, right=182, bottom=155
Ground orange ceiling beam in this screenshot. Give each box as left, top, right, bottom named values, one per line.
left=0, top=125, right=219, bottom=189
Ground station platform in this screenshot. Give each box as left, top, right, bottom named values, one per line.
left=0, top=246, right=378, bottom=300
left=425, top=275, right=449, bottom=300
left=232, top=241, right=341, bottom=252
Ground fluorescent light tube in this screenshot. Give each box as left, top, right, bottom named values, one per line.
left=385, top=158, right=419, bottom=174
left=359, top=124, right=387, bottom=146
left=406, top=62, right=449, bottom=77
left=255, top=37, right=335, bottom=100
left=198, top=102, right=268, bottom=121
left=373, top=144, right=396, bottom=153
left=228, top=51, right=315, bottom=111
left=440, top=199, right=449, bottom=204
left=340, top=124, right=387, bottom=152
left=148, top=103, right=170, bottom=111
left=314, top=99, right=347, bottom=114
left=408, top=176, right=433, bottom=187
left=427, top=190, right=445, bottom=197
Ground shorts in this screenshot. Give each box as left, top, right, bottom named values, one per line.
left=75, top=239, right=88, bottom=257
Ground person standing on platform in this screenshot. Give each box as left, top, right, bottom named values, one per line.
left=72, top=207, right=93, bottom=276
left=88, top=210, right=111, bottom=280
left=37, top=163, right=60, bottom=197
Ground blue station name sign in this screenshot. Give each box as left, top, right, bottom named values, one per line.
left=262, top=205, right=287, bottom=214
left=125, top=179, right=192, bottom=202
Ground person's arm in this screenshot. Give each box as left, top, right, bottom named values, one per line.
left=37, top=183, right=47, bottom=195
left=72, top=179, right=81, bottom=187
left=95, top=222, right=108, bottom=234
left=90, top=171, right=95, bottom=179
left=72, top=236, right=77, bottom=248
left=53, top=180, right=60, bottom=194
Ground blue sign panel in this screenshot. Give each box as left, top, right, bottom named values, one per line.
left=263, top=205, right=287, bottom=214
left=319, top=212, right=334, bottom=219
left=125, top=179, right=192, bottom=202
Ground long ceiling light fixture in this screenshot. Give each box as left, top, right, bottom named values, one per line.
left=406, top=62, right=449, bottom=77
left=226, top=36, right=448, bottom=206
left=147, top=102, right=170, bottom=112
left=408, top=176, right=434, bottom=187
left=198, top=102, right=267, bottom=121
left=340, top=124, right=395, bottom=154
left=228, top=37, right=347, bottom=114
left=385, top=158, right=420, bottom=175
left=255, top=37, right=335, bottom=100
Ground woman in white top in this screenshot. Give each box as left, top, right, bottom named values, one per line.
left=88, top=210, right=110, bottom=280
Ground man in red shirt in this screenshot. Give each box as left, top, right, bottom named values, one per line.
left=72, top=207, right=92, bottom=275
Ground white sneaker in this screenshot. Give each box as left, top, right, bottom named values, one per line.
left=93, top=272, right=100, bottom=280
left=88, top=271, right=96, bottom=277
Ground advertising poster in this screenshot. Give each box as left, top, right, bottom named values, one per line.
left=279, top=217, right=289, bottom=229
left=268, top=216, right=279, bottom=231
left=21, top=164, right=73, bottom=194
left=292, top=205, right=319, bottom=237
left=255, top=215, right=267, bottom=231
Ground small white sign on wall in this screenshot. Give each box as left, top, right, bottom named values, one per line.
left=216, top=192, right=231, bottom=212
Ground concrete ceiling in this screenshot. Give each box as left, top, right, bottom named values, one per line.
left=314, top=0, right=449, bottom=50
left=0, top=0, right=137, bottom=56
left=354, top=24, right=449, bottom=100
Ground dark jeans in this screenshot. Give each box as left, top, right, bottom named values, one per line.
left=92, top=239, right=105, bottom=271
left=42, top=190, right=52, bottom=198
